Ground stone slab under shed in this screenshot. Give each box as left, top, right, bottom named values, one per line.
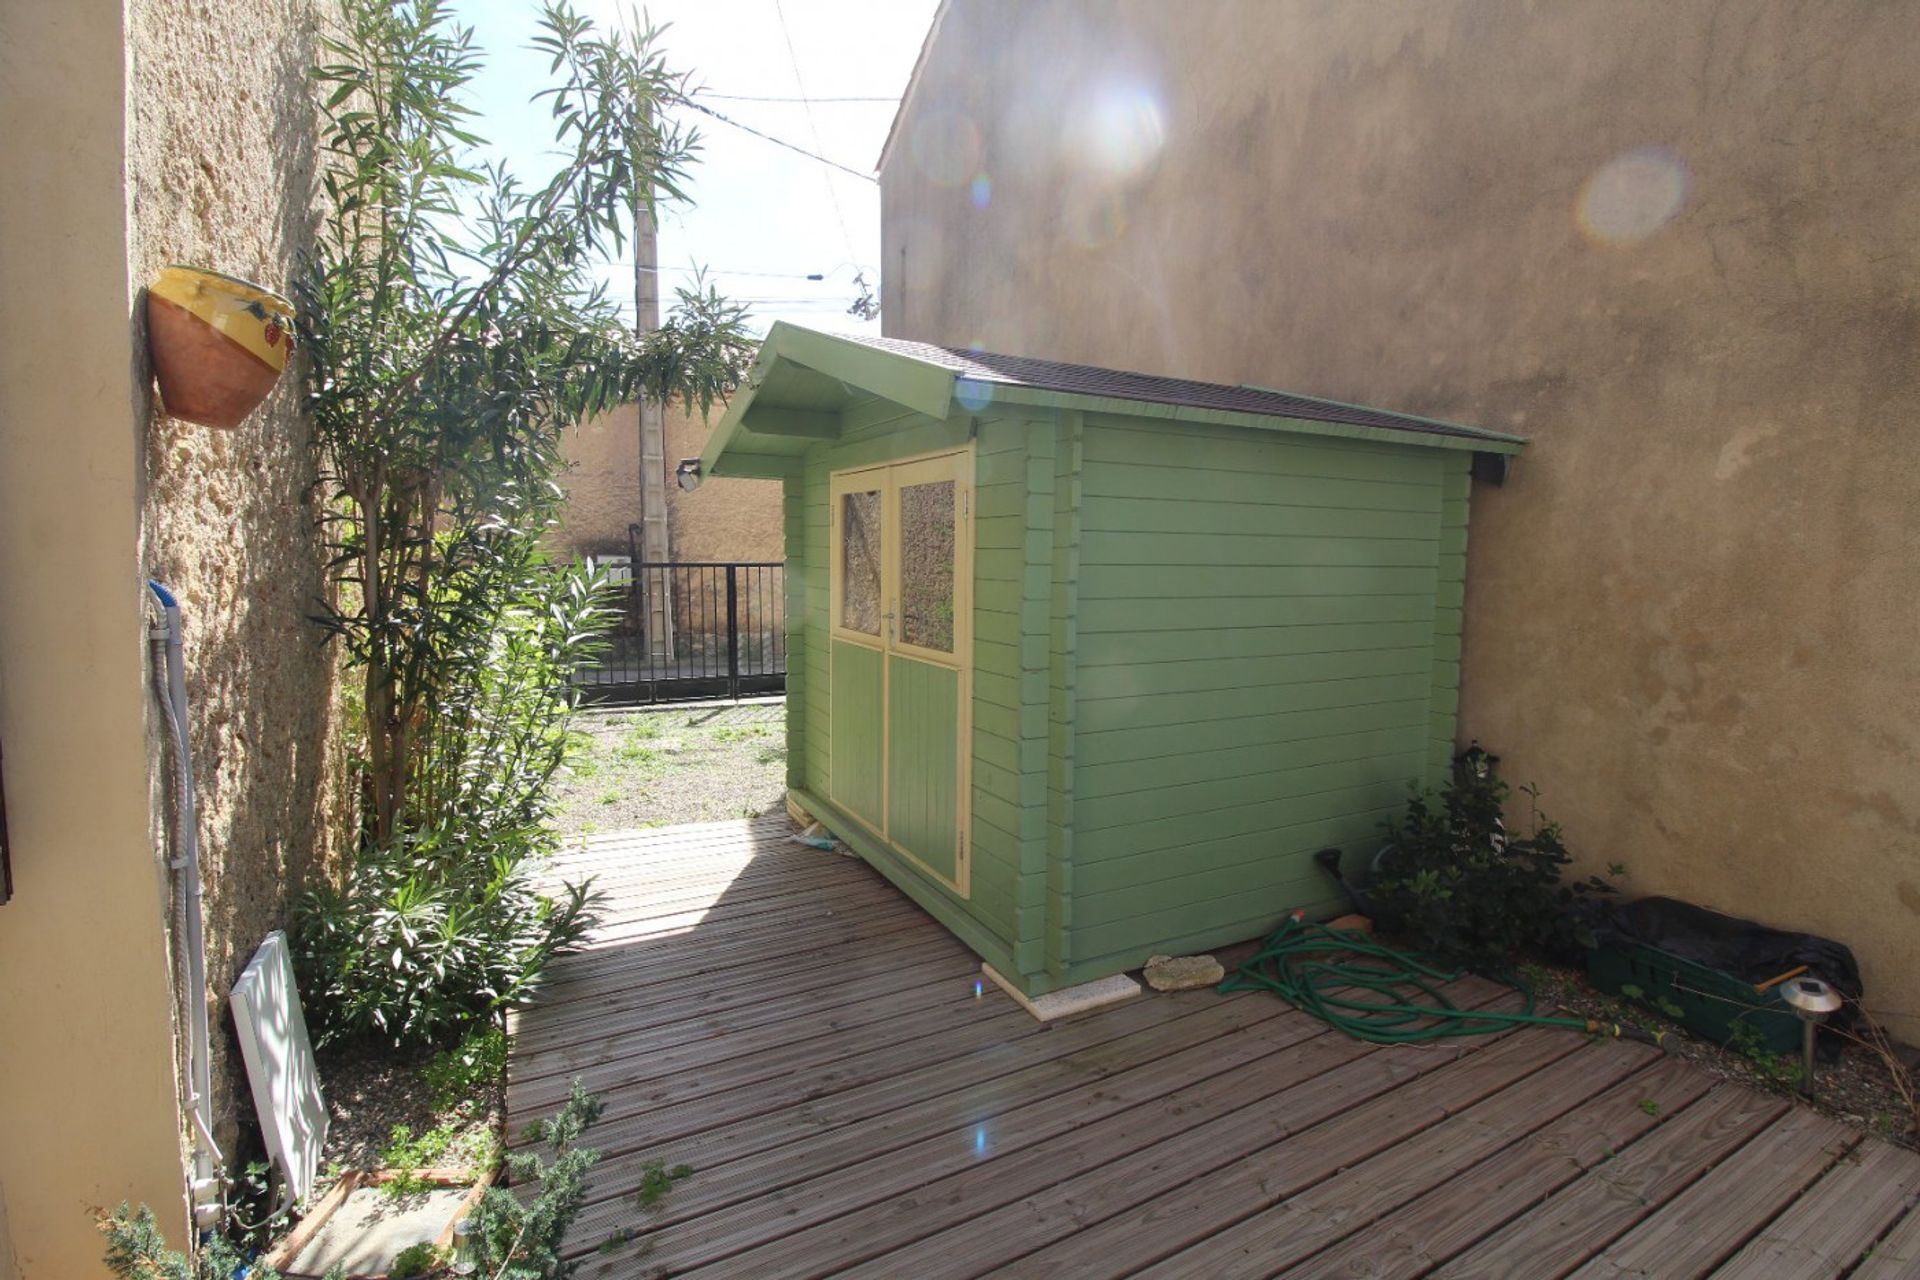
left=983, top=963, right=1140, bottom=1020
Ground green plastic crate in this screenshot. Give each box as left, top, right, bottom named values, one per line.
left=1586, top=936, right=1802, bottom=1055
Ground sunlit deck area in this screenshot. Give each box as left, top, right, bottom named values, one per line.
left=506, top=814, right=1920, bottom=1279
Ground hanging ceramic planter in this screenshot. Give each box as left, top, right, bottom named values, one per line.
left=145, top=265, right=295, bottom=429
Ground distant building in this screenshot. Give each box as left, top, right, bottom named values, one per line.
left=554, top=398, right=784, bottom=566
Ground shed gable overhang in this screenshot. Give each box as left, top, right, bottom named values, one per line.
left=690, top=322, right=1526, bottom=487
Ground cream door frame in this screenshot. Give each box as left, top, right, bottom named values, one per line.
left=827, top=444, right=974, bottom=896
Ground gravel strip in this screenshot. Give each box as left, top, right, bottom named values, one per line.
left=551, top=698, right=789, bottom=836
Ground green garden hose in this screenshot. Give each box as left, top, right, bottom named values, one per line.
left=1221, top=917, right=1664, bottom=1046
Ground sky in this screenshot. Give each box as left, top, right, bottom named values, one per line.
left=460, top=0, right=941, bottom=337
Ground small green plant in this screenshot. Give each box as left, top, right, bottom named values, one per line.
left=101, top=1204, right=269, bottom=1280
left=382, top=1121, right=459, bottom=1199
left=100, top=1204, right=348, bottom=1280
left=465, top=1082, right=610, bottom=1278
left=635, top=1158, right=694, bottom=1209
left=598, top=1227, right=641, bottom=1254
left=388, top=1241, right=444, bottom=1278
left=596, top=787, right=624, bottom=806
left=423, top=1024, right=509, bottom=1113
left=1726, top=1021, right=1805, bottom=1090
left=1369, top=746, right=1618, bottom=969
left=1638, top=1097, right=1662, bottom=1116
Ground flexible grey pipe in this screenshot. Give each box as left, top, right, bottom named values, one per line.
left=148, top=581, right=223, bottom=1224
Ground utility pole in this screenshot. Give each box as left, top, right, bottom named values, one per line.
left=634, top=169, right=673, bottom=663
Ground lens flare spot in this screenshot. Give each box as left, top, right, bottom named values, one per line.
left=955, top=377, right=994, bottom=411
left=973, top=978, right=985, bottom=1000
left=973, top=1124, right=991, bottom=1158
left=1577, top=146, right=1688, bottom=245
left=970, top=172, right=993, bottom=209
left=911, top=110, right=982, bottom=188
left=966, top=338, right=986, bottom=354
left=1069, top=84, right=1167, bottom=183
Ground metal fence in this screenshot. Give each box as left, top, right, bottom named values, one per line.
left=576, top=547, right=786, bottom=704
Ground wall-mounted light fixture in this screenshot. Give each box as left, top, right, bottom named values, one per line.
left=675, top=458, right=703, bottom=492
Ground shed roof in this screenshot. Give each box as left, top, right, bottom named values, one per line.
left=695, top=322, right=1524, bottom=482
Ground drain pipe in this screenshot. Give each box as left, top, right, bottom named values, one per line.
left=148, top=581, right=224, bottom=1229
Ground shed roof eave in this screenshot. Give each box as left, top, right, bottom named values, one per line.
left=989, top=385, right=1526, bottom=454
left=763, top=322, right=954, bottom=420
left=695, top=370, right=767, bottom=483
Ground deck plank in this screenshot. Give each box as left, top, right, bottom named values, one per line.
left=1136, top=1040, right=1660, bottom=1278
left=1433, top=1085, right=1791, bottom=1279
left=1850, top=1196, right=1920, bottom=1280
left=565, top=987, right=1287, bottom=1250
left=1711, top=1139, right=1920, bottom=1279
left=503, top=817, right=1916, bottom=1280
left=1564, top=1105, right=1859, bottom=1279
left=1283, top=1054, right=1716, bottom=1278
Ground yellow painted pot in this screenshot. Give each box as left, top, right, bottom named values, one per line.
left=146, top=265, right=295, bottom=429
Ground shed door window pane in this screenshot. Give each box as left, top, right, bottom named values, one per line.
left=899, top=479, right=956, bottom=652
left=840, top=488, right=882, bottom=635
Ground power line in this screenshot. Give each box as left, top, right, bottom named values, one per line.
left=605, top=262, right=880, bottom=281
left=769, top=0, right=877, bottom=318
left=772, top=0, right=862, bottom=255
left=671, top=95, right=875, bottom=182
left=695, top=91, right=896, bottom=104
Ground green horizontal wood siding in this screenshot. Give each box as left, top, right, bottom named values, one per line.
left=1065, top=417, right=1457, bottom=980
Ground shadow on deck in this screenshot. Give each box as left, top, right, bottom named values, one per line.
left=506, top=814, right=1920, bottom=1278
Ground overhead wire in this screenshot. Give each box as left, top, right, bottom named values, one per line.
left=770, top=0, right=864, bottom=256
left=695, top=91, right=896, bottom=103
left=670, top=95, right=875, bottom=182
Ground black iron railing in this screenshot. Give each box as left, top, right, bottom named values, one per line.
left=577, top=554, right=785, bottom=704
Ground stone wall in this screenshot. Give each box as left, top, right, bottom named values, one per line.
left=127, top=0, right=342, bottom=1172
left=883, top=0, right=1920, bottom=1038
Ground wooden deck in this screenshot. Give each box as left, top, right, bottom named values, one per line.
left=508, top=814, right=1920, bottom=1278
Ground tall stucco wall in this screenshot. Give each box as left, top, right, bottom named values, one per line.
left=555, top=403, right=644, bottom=557
left=554, top=400, right=782, bottom=563
left=883, top=0, right=1920, bottom=1037
left=127, top=0, right=340, bottom=1169
left=664, top=400, right=784, bottom=564
left=0, top=3, right=193, bottom=1273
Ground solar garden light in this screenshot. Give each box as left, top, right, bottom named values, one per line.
left=1779, top=975, right=1844, bottom=1097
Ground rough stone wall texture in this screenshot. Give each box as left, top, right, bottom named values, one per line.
left=127, top=0, right=342, bottom=1158
left=554, top=399, right=782, bottom=562
left=883, top=0, right=1920, bottom=1037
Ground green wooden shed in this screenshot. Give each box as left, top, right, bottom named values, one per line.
left=685, top=323, right=1525, bottom=1002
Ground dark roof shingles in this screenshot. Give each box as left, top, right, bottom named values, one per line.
left=836, top=331, right=1508, bottom=443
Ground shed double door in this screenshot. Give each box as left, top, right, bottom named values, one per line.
left=829, top=447, right=973, bottom=896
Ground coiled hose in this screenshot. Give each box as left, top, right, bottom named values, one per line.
left=1221, top=917, right=1659, bottom=1045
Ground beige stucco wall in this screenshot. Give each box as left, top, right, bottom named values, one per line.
left=1, top=1, right=337, bottom=1273
left=0, top=3, right=194, bottom=1273
left=555, top=399, right=782, bottom=563
left=664, top=400, right=783, bottom=564
left=884, top=0, right=1920, bottom=1037
left=555, top=402, right=645, bottom=557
